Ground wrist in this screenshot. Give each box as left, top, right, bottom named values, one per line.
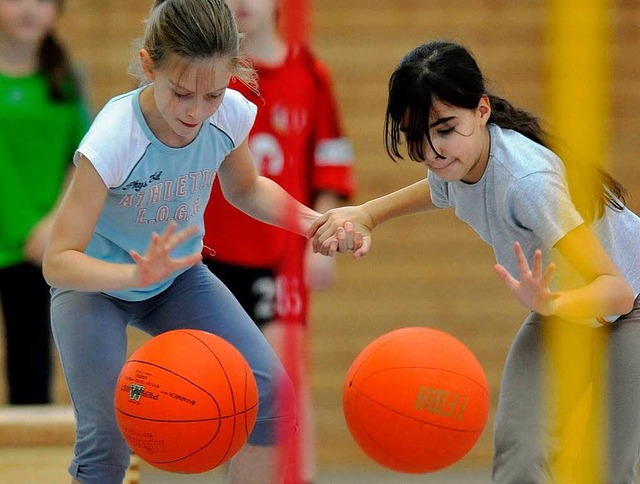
left=361, top=201, right=378, bottom=228
left=297, top=210, right=321, bottom=236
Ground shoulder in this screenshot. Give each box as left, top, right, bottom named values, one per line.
left=76, top=89, right=149, bottom=187
left=209, top=89, right=257, bottom=147
left=489, top=124, right=563, bottom=181
left=91, top=90, right=139, bottom=132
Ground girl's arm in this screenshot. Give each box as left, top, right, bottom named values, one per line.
left=495, top=224, right=634, bottom=320
left=24, top=165, right=76, bottom=265
left=309, top=178, right=440, bottom=258
left=217, top=139, right=321, bottom=235
left=552, top=224, right=634, bottom=318
left=42, top=156, right=201, bottom=291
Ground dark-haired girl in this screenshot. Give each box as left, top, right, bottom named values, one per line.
left=311, top=40, right=640, bottom=483
left=0, top=0, right=90, bottom=405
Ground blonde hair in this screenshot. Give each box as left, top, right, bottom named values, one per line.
left=129, top=0, right=256, bottom=90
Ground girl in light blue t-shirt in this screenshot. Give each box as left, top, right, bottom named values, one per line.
left=43, top=1, right=321, bottom=483
left=311, top=40, right=640, bottom=483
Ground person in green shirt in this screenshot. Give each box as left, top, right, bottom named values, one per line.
left=0, top=0, right=90, bottom=404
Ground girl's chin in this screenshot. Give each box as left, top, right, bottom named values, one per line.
left=429, top=165, right=459, bottom=180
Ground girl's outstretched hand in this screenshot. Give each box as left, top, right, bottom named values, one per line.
left=130, top=221, right=202, bottom=287
left=494, top=241, right=560, bottom=316
left=308, top=205, right=373, bottom=259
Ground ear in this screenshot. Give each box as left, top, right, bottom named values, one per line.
left=477, top=95, right=491, bottom=124
left=139, top=49, right=156, bottom=82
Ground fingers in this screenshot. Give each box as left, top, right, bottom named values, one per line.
left=163, top=222, right=199, bottom=245
left=513, top=242, right=554, bottom=284
left=531, top=249, right=543, bottom=277
left=336, top=226, right=348, bottom=253
left=343, top=222, right=355, bottom=250
left=310, top=211, right=359, bottom=253
left=353, top=233, right=370, bottom=260
left=169, top=224, right=200, bottom=248
left=307, top=212, right=329, bottom=239
left=173, top=252, right=203, bottom=267
left=514, top=241, right=530, bottom=275
left=542, top=261, right=556, bottom=287
left=325, top=237, right=338, bottom=257
left=138, top=223, right=201, bottom=263
left=130, top=249, right=142, bottom=264
left=494, top=263, right=517, bottom=288
left=160, top=220, right=178, bottom=240
left=310, top=215, right=335, bottom=250
left=336, top=222, right=357, bottom=253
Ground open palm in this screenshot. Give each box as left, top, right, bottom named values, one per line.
left=130, top=222, right=202, bottom=287
left=494, top=242, right=560, bottom=316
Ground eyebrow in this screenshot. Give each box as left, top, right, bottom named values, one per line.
left=400, top=115, right=456, bottom=133
left=169, top=81, right=228, bottom=96
left=429, top=116, right=456, bottom=129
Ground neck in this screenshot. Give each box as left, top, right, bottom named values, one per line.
left=243, top=27, right=287, bottom=66
left=0, top=39, right=40, bottom=76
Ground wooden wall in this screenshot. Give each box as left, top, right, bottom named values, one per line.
left=1, top=0, right=638, bottom=474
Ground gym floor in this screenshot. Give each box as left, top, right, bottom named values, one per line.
left=0, top=445, right=492, bottom=484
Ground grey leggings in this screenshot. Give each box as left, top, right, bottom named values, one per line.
left=493, top=295, right=640, bottom=484
left=51, top=263, right=295, bottom=484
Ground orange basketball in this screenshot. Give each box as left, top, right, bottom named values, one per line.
left=114, top=329, right=258, bottom=474
left=343, top=327, right=489, bottom=473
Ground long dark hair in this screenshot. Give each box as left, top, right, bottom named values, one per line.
left=384, top=40, right=626, bottom=221
left=40, top=0, right=81, bottom=102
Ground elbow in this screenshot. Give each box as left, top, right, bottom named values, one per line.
left=42, top=254, right=62, bottom=289
left=41, top=259, right=55, bottom=288
left=618, top=284, right=636, bottom=316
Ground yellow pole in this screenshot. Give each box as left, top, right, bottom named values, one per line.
left=545, top=0, right=612, bottom=153
left=544, top=1, right=612, bottom=482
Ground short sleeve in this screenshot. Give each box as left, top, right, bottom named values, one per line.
left=212, top=89, right=257, bottom=148
left=507, top=171, right=584, bottom=248
left=428, top=171, right=451, bottom=208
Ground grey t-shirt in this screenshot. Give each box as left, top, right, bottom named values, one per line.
left=429, top=123, right=640, bottom=320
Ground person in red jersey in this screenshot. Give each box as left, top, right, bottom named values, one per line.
left=202, top=1, right=355, bottom=482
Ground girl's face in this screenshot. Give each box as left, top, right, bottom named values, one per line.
left=140, top=51, right=232, bottom=147
left=225, top=0, right=277, bottom=38
left=403, top=96, right=491, bottom=183
left=0, top=0, right=58, bottom=47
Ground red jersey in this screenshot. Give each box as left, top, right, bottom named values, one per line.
left=203, top=45, right=355, bottom=268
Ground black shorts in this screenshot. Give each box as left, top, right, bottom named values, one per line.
left=203, top=259, right=276, bottom=328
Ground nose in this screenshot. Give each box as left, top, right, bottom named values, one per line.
left=185, top=99, right=205, bottom=121
left=424, top=140, right=445, bottom=162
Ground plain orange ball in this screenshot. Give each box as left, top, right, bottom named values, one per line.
left=343, top=326, right=489, bottom=474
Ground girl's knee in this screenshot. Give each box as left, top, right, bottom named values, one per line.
left=250, top=372, right=297, bottom=446
left=493, top=418, right=549, bottom=484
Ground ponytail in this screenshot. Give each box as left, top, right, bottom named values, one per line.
left=39, top=33, right=80, bottom=103
left=488, top=94, right=627, bottom=221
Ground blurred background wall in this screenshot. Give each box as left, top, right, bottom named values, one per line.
left=1, top=0, right=638, bottom=474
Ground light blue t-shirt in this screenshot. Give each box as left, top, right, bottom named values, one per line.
left=75, top=86, right=257, bottom=301
left=429, top=123, right=640, bottom=321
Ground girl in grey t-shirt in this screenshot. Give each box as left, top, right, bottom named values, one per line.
left=311, top=40, right=640, bottom=483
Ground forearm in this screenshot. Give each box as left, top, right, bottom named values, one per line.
left=363, top=179, right=437, bottom=227
left=553, top=274, right=634, bottom=320
left=227, top=176, right=320, bottom=236
left=43, top=250, right=137, bottom=292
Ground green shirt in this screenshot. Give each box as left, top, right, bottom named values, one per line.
left=0, top=71, right=90, bottom=267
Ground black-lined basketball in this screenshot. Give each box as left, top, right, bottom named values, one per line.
left=343, top=327, right=489, bottom=473
left=114, top=329, right=258, bottom=473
